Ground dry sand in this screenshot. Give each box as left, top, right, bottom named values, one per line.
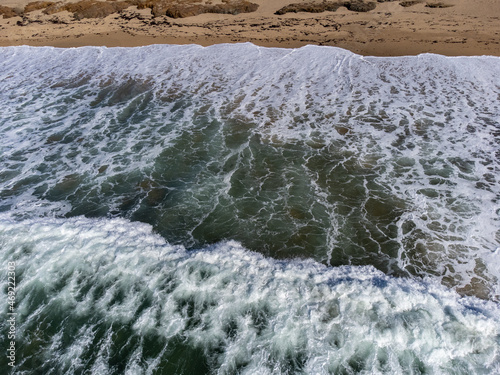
left=0, top=0, right=499, bottom=56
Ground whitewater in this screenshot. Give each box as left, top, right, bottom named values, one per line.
left=0, top=43, right=499, bottom=374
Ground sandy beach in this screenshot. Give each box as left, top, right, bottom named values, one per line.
left=0, top=0, right=499, bottom=55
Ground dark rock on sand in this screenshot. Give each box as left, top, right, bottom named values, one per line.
left=425, top=2, right=454, bottom=8
left=399, top=0, right=423, bottom=7
left=131, top=0, right=258, bottom=18
left=275, top=2, right=342, bottom=15
left=344, top=1, right=376, bottom=11
left=275, top=1, right=377, bottom=15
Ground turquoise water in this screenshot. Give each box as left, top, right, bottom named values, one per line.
left=0, top=44, right=499, bottom=374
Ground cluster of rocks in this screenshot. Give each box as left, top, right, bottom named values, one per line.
left=43, top=1, right=130, bottom=20
left=0, top=0, right=454, bottom=22
left=132, top=0, right=259, bottom=18
left=274, top=0, right=451, bottom=15
left=275, top=1, right=380, bottom=14
left=3, top=0, right=259, bottom=21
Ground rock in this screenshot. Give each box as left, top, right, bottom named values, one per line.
left=0, top=5, right=20, bottom=18
left=162, top=4, right=204, bottom=18
left=138, top=0, right=259, bottom=18
left=425, top=2, right=454, bottom=8
left=43, top=2, right=71, bottom=15
left=208, top=0, right=259, bottom=15
left=49, top=13, right=72, bottom=23
left=276, top=1, right=377, bottom=15
left=24, top=1, right=55, bottom=13
left=17, top=17, right=30, bottom=26
left=275, top=2, right=342, bottom=15
left=43, top=0, right=131, bottom=20
left=343, top=1, right=377, bottom=12
left=399, top=0, right=423, bottom=6
left=120, top=6, right=152, bottom=20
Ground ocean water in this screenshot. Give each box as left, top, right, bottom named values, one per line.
left=0, top=44, right=499, bottom=374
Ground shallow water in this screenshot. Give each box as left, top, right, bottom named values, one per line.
left=0, top=44, right=499, bottom=373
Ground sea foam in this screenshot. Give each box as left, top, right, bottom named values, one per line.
left=0, top=215, right=499, bottom=374
left=1, top=44, right=498, bottom=301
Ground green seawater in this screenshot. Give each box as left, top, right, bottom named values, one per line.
left=0, top=71, right=497, bottom=296
left=4, top=91, right=405, bottom=273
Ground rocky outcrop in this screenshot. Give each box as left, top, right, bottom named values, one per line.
left=275, top=1, right=377, bottom=15
left=344, top=1, right=376, bottom=11
left=130, top=0, right=258, bottom=18
left=43, top=1, right=130, bottom=20
left=24, top=1, right=56, bottom=13
left=275, top=2, right=342, bottom=15
left=34, top=0, right=258, bottom=19
left=0, top=5, right=20, bottom=18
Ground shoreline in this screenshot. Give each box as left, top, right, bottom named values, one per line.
left=4, top=38, right=500, bottom=59
left=1, top=0, right=499, bottom=56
